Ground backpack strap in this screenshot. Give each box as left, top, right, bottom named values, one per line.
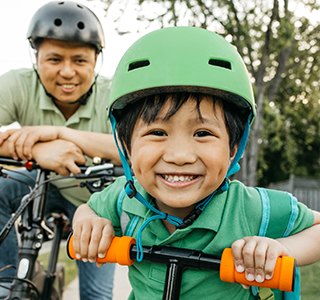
left=258, top=288, right=275, bottom=300
left=117, top=184, right=141, bottom=237
left=254, top=188, right=301, bottom=300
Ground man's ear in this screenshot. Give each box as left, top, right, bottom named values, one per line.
left=94, top=53, right=98, bottom=66
left=35, top=53, right=39, bottom=69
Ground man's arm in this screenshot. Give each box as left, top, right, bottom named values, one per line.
left=0, top=133, right=87, bottom=176
left=0, top=126, right=121, bottom=165
left=0, top=133, right=10, bottom=157
left=58, top=127, right=121, bottom=165
left=31, top=139, right=86, bottom=176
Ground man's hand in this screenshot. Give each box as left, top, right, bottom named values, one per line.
left=0, top=126, right=61, bottom=161
left=0, top=129, right=19, bottom=145
left=31, top=139, right=86, bottom=176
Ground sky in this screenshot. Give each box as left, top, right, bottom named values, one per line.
left=1, top=0, right=319, bottom=78
left=0, top=0, right=152, bottom=79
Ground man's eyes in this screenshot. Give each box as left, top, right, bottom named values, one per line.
left=48, top=58, right=60, bottom=62
left=75, top=59, right=87, bottom=64
left=47, top=58, right=86, bottom=63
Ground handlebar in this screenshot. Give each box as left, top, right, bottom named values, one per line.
left=0, top=156, right=39, bottom=170
left=0, top=156, right=126, bottom=244
left=66, top=234, right=296, bottom=292
left=0, top=156, right=124, bottom=176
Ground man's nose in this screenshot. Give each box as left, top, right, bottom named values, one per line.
left=60, top=61, right=76, bottom=78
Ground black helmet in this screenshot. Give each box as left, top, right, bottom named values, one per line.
left=27, top=1, right=105, bottom=53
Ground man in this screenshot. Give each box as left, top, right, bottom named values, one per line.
left=0, top=1, right=119, bottom=299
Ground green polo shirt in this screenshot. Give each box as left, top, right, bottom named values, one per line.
left=88, top=177, right=314, bottom=300
left=0, top=68, right=112, bottom=206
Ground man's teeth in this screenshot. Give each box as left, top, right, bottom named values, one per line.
left=62, top=84, right=75, bottom=89
left=163, top=175, right=196, bottom=182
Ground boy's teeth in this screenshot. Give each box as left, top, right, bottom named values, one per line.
left=163, top=175, right=196, bottom=182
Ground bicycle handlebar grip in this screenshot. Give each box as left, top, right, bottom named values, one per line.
left=67, top=234, right=136, bottom=266
left=220, top=248, right=296, bottom=292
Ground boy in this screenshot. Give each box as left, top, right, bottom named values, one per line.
left=72, top=27, right=320, bottom=299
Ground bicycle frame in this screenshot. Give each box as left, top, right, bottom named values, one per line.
left=0, top=157, right=124, bottom=300
left=2, top=165, right=63, bottom=300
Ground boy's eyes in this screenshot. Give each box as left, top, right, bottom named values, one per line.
left=194, top=130, right=213, bottom=137
left=147, top=130, right=214, bottom=137
left=148, top=130, right=167, bottom=136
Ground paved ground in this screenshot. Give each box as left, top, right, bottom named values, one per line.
left=40, top=241, right=131, bottom=300
left=62, top=264, right=132, bottom=300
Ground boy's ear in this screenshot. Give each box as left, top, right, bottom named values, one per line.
left=121, top=140, right=132, bottom=162
left=229, top=144, right=239, bottom=165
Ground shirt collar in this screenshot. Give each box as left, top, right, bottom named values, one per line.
left=121, top=181, right=228, bottom=234
left=38, top=83, right=95, bottom=123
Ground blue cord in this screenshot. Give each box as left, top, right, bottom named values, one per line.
left=226, top=112, right=252, bottom=178
left=110, top=112, right=183, bottom=260
left=110, top=110, right=250, bottom=261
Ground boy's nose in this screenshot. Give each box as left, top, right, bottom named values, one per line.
left=162, top=138, right=197, bottom=165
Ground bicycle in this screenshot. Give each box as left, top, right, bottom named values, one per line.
left=0, top=156, right=124, bottom=300
left=67, top=235, right=296, bottom=300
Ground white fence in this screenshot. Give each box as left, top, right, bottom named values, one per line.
left=268, top=176, right=320, bottom=211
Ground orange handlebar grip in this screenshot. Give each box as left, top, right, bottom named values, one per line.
left=67, top=234, right=136, bottom=266
left=220, top=248, right=296, bottom=292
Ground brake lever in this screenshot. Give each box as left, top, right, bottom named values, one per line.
left=81, top=176, right=114, bottom=193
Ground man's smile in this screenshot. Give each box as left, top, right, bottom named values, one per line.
left=60, top=83, right=77, bottom=89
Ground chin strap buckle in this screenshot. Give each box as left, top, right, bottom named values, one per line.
left=125, top=180, right=137, bottom=199
left=176, top=207, right=202, bottom=230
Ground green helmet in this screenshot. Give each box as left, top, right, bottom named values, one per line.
left=107, top=27, right=256, bottom=243
left=109, top=26, right=256, bottom=119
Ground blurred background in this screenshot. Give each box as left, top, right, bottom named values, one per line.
left=1, top=1, right=320, bottom=298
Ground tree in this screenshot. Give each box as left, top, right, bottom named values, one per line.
left=97, top=0, right=320, bottom=186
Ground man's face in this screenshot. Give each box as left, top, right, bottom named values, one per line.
left=36, top=38, right=97, bottom=103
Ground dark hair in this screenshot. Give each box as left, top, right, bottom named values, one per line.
left=32, top=37, right=99, bottom=54
left=115, top=92, right=249, bottom=155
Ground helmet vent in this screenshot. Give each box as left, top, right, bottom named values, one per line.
left=77, top=22, right=85, bottom=30
left=128, top=60, right=150, bottom=71
left=208, top=59, right=231, bottom=70
left=54, top=19, right=62, bottom=27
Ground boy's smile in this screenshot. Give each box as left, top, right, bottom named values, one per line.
left=130, top=96, right=236, bottom=220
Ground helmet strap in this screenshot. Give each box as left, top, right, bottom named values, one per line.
left=226, top=111, right=252, bottom=178
left=33, top=67, right=97, bottom=106
left=109, top=111, right=252, bottom=261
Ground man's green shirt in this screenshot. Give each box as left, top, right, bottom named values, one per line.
left=0, top=68, right=112, bottom=206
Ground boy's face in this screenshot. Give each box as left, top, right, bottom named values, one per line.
left=129, top=96, right=236, bottom=219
